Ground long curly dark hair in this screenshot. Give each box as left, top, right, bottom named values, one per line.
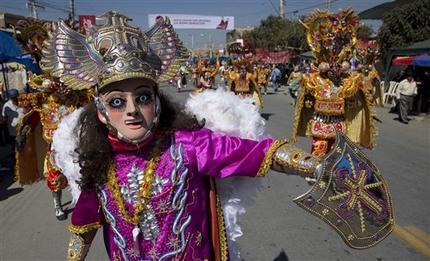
left=76, top=91, right=203, bottom=190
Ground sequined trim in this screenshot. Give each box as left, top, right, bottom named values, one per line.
left=216, top=196, right=229, bottom=261
left=67, top=234, right=86, bottom=261
left=98, top=188, right=128, bottom=260
left=273, top=143, right=320, bottom=175
left=68, top=222, right=101, bottom=234
left=257, top=139, right=285, bottom=177
left=159, top=142, right=191, bottom=261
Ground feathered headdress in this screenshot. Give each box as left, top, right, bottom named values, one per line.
left=301, top=9, right=358, bottom=65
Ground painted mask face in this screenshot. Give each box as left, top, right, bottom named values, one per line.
left=97, top=78, right=157, bottom=142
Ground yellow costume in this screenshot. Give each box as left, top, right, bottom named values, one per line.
left=291, top=9, right=376, bottom=157
left=195, top=59, right=219, bottom=93
left=356, top=40, right=383, bottom=106
left=227, top=59, right=263, bottom=108
left=11, top=18, right=93, bottom=220
left=16, top=75, right=92, bottom=185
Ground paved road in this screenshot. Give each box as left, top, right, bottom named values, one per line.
left=0, top=83, right=429, bottom=260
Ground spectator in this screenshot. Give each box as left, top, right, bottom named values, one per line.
left=286, top=66, right=302, bottom=105
left=0, top=93, right=8, bottom=145
left=2, top=89, right=24, bottom=146
left=270, top=65, right=281, bottom=92
left=396, top=74, right=418, bottom=124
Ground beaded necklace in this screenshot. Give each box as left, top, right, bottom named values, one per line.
left=106, top=134, right=164, bottom=225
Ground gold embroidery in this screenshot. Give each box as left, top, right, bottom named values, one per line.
left=257, top=139, right=285, bottom=177
left=273, top=143, right=319, bottom=175
left=106, top=134, right=164, bottom=225
left=67, top=234, right=85, bottom=261
left=216, top=196, right=229, bottom=261
left=68, top=222, right=101, bottom=234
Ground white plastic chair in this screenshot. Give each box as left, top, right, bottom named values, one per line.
left=383, top=81, right=399, bottom=107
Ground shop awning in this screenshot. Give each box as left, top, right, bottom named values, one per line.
left=412, top=54, right=430, bottom=67
left=392, top=56, right=415, bottom=65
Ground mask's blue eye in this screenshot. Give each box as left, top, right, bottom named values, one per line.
left=108, top=97, right=125, bottom=108
left=137, top=93, right=153, bottom=105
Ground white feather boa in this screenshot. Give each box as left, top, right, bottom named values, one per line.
left=53, top=88, right=267, bottom=260
left=51, top=107, right=84, bottom=204
left=185, top=88, right=267, bottom=260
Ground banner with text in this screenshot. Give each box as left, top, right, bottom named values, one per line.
left=148, top=14, right=234, bottom=30
left=79, top=15, right=96, bottom=35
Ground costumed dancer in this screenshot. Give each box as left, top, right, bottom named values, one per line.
left=355, top=40, right=383, bottom=107
left=291, top=9, right=377, bottom=158
left=228, top=58, right=263, bottom=109
left=16, top=75, right=92, bottom=220
left=286, top=65, right=303, bottom=105
left=176, top=65, right=188, bottom=93
left=256, top=63, right=271, bottom=96
left=195, top=59, right=219, bottom=93
left=12, top=19, right=91, bottom=220
left=191, top=63, right=199, bottom=88
left=43, top=12, right=393, bottom=260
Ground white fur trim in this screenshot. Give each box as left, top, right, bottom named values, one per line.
left=51, top=108, right=84, bottom=205
left=185, top=88, right=267, bottom=260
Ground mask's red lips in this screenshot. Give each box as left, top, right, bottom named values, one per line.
left=125, top=120, right=144, bottom=129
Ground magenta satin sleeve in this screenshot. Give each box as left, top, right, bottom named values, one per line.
left=176, top=128, right=274, bottom=179
left=70, top=189, right=104, bottom=230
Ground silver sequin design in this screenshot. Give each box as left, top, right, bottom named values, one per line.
left=119, top=163, right=160, bottom=241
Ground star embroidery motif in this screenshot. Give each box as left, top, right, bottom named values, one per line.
left=195, top=231, right=202, bottom=246
left=328, top=154, right=384, bottom=232
left=126, top=247, right=139, bottom=258
left=148, top=246, right=159, bottom=260
left=156, top=199, right=170, bottom=213
left=112, top=251, right=121, bottom=261
left=153, top=174, right=168, bottom=195
left=167, top=235, right=180, bottom=250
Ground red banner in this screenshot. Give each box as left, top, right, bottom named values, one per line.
left=255, top=48, right=298, bottom=64
left=79, top=15, right=96, bottom=35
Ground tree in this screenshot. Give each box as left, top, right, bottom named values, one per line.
left=357, top=24, right=375, bottom=40
left=243, top=16, right=309, bottom=51
left=377, top=0, right=430, bottom=60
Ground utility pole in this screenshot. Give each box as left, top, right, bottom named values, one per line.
left=327, top=0, right=332, bottom=10
left=280, top=0, right=285, bottom=19
left=69, top=0, right=75, bottom=21
left=209, top=33, right=212, bottom=58
left=27, top=0, right=44, bottom=19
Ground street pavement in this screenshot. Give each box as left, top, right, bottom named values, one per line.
left=0, top=82, right=429, bottom=260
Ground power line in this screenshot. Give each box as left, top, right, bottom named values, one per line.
left=266, top=0, right=280, bottom=16
left=38, top=1, right=69, bottom=13
left=286, top=0, right=341, bottom=15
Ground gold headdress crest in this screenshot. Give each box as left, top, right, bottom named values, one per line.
left=15, top=19, right=51, bottom=54
left=355, top=40, right=379, bottom=66
left=40, top=11, right=188, bottom=91
left=302, top=9, right=358, bottom=65
left=231, top=57, right=255, bottom=70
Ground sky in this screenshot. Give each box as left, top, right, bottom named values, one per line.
left=0, top=0, right=391, bottom=49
